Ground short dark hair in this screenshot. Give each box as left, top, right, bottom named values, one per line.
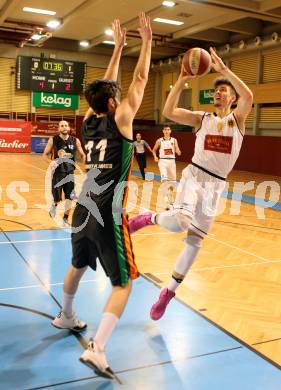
left=214, top=78, right=239, bottom=102
left=85, top=79, right=121, bottom=114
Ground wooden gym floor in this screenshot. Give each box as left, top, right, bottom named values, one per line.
left=0, top=153, right=281, bottom=368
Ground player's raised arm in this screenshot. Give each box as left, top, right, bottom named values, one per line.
left=104, top=19, right=126, bottom=81
left=162, top=65, right=203, bottom=128
left=115, top=12, right=152, bottom=139
left=83, top=19, right=126, bottom=121
left=210, top=47, right=253, bottom=129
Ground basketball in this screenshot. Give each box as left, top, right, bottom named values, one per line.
left=182, top=48, right=212, bottom=76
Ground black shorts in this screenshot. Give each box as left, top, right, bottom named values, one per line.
left=52, top=171, right=75, bottom=202
left=71, top=204, right=139, bottom=286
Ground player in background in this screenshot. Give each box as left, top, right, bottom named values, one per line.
left=152, top=126, right=181, bottom=207
left=43, top=120, right=85, bottom=225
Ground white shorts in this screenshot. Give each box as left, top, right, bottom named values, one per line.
left=174, top=164, right=226, bottom=237
left=158, top=159, right=176, bottom=182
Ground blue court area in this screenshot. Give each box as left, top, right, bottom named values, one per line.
left=0, top=229, right=280, bottom=390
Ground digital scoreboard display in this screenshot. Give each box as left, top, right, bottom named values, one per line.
left=16, top=56, right=86, bottom=94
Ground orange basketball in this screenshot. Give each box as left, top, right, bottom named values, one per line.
left=182, top=48, right=212, bottom=76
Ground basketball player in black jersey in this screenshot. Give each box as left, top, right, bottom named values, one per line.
left=52, top=14, right=152, bottom=379
left=43, top=120, right=85, bottom=225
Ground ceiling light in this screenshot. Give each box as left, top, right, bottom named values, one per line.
left=103, top=40, right=115, bottom=45
left=271, top=32, right=279, bottom=42
left=23, top=7, right=56, bottom=15
left=162, top=1, right=176, bottom=7
left=105, top=29, right=113, bottom=36
left=46, top=20, right=61, bottom=29
left=31, top=34, right=42, bottom=41
left=79, top=40, right=90, bottom=47
left=103, top=40, right=127, bottom=45
left=153, top=17, right=183, bottom=26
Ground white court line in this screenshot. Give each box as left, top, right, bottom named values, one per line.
left=18, top=160, right=46, bottom=173
left=127, top=200, right=149, bottom=213
left=0, top=278, right=99, bottom=292
left=190, top=259, right=281, bottom=272
left=154, top=258, right=281, bottom=275
left=0, top=231, right=176, bottom=245
left=135, top=229, right=281, bottom=273
left=133, top=231, right=178, bottom=236
left=0, top=237, right=70, bottom=245
left=206, top=235, right=272, bottom=263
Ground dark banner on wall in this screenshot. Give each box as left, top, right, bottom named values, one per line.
left=32, top=122, right=59, bottom=136
left=0, top=121, right=31, bottom=153
left=32, top=122, right=76, bottom=136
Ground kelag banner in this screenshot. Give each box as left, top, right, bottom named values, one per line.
left=32, top=92, right=79, bottom=109
left=199, top=89, right=214, bottom=104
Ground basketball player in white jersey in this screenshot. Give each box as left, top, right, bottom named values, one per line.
left=153, top=126, right=181, bottom=207
left=129, top=47, right=253, bottom=320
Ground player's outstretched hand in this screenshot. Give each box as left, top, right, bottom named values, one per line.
left=112, top=19, right=126, bottom=49
left=210, top=47, right=227, bottom=73
left=178, top=63, right=196, bottom=83
left=138, top=11, right=152, bottom=42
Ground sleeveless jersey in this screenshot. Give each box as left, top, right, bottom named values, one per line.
left=192, top=112, right=243, bottom=178
left=159, top=137, right=176, bottom=159
left=52, top=134, right=76, bottom=173
left=81, top=113, right=133, bottom=208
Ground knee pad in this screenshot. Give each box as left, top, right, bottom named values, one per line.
left=185, top=234, right=203, bottom=248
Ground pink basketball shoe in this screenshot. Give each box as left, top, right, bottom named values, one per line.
left=128, top=212, right=154, bottom=233
left=150, top=288, right=175, bottom=320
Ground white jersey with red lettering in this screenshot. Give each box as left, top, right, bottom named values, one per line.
left=192, top=112, right=243, bottom=179
left=159, top=137, right=176, bottom=159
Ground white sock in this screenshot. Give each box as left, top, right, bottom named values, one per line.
left=94, top=312, right=119, bottom=350
left=167, top=242, right=201, bottom=292
left=62, top=292, right=75, bottom=317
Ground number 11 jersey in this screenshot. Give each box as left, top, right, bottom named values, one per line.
left=81, top=113, right=134, bottom=208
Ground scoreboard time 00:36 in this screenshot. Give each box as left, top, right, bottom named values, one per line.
left=16, top=56, right=86, bottom=94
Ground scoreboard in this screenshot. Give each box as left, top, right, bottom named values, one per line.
left=16, top=56, right=86, bottom=94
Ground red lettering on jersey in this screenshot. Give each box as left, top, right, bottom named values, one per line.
left=164, top=148, right=173, bottom=155
left=204, top=135, right=233, bottom=154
